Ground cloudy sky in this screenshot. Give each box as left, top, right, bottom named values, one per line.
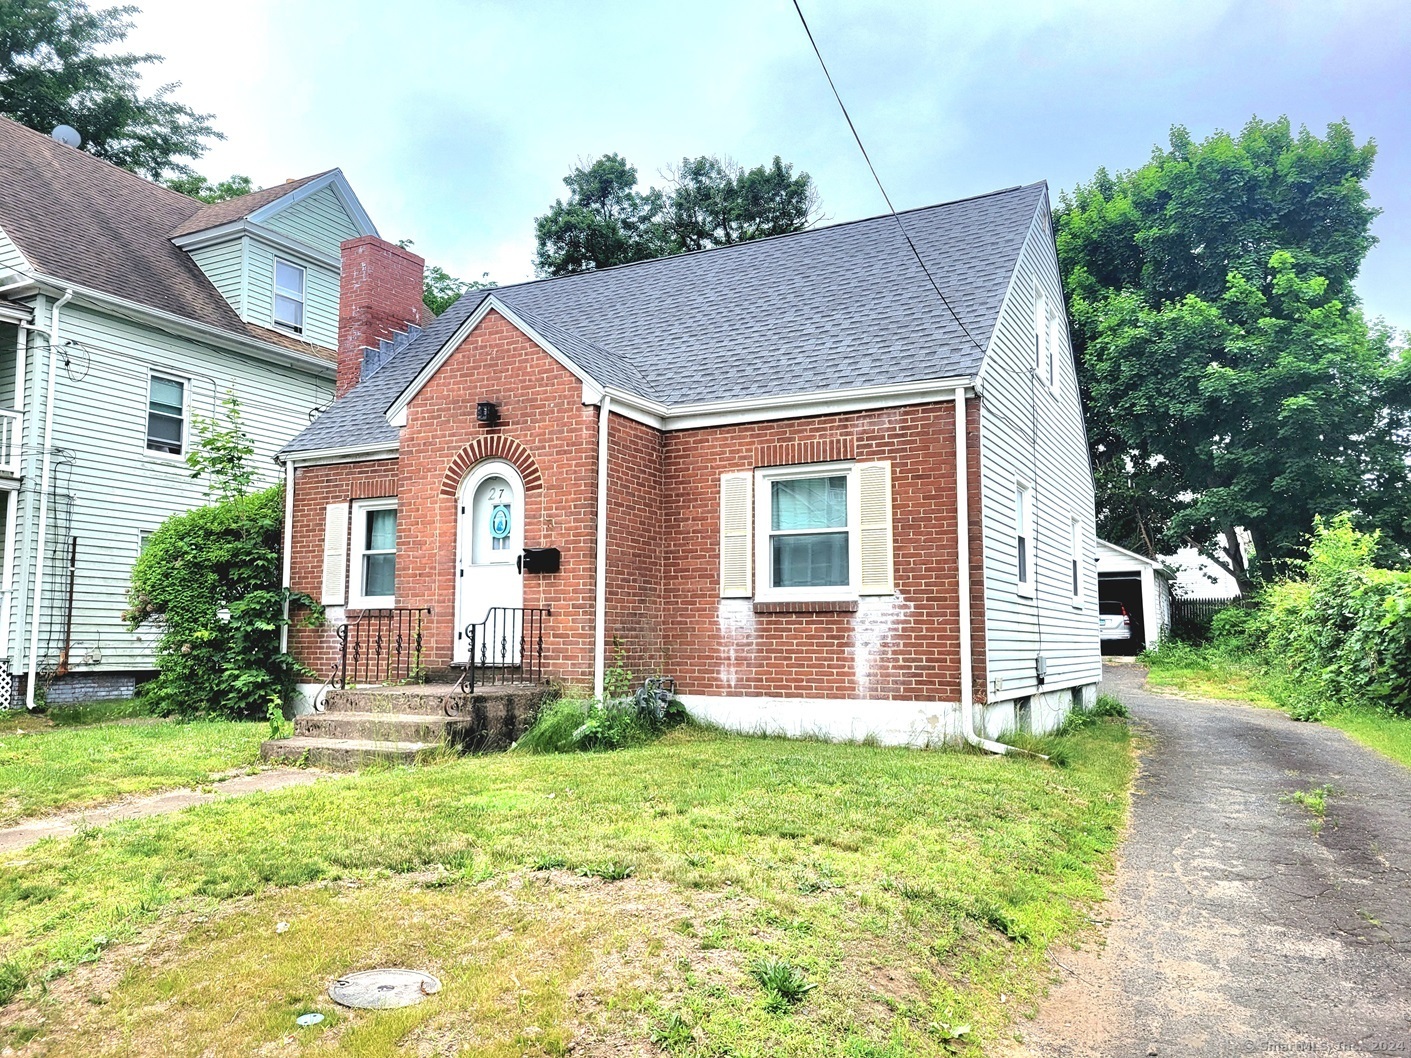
left=127, top=0, right=1409, bottom=329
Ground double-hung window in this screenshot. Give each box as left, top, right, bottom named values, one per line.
left=1049, top=316, right=1063, bottom=393
left=1016, top=482, right=1035, bottom=597
left=1069, top=516, right=1082, bottom=605
left=1034, top=289, right=1047, bottom=376
left=734, top=461, right=894, bottom=603
left=146, top=374, right=186, bottom=455
left=769, top=473, right=850, bottom=592
left=274, top=259, right=306, bottom=333
left=350, top=500, right=397, bottom=607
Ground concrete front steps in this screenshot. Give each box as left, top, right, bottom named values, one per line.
left=260, top=683, right=553, bottom=770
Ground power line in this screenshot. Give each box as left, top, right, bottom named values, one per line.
left=789, top=0, right=989, bottom=357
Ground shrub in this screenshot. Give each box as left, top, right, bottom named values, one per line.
left=1243, top=515, right=1411, bottom=718
left=124, top=486, right=316, bottom=719
left=124, top=397, right=318, bottom=720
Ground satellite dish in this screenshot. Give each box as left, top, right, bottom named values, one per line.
left=51, top=125, right=81, bottom=148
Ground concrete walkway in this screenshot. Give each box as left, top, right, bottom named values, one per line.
left=0, top=769, right=325, bottom=855
left=1015, top=664, right=1411, bottom=1057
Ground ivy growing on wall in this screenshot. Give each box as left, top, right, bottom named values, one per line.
left=124, top=395, right=317, bottom=719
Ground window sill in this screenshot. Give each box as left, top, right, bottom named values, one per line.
left=753, top=599, right=858, bottom=614
left=348, top=597, right=396, bottom=611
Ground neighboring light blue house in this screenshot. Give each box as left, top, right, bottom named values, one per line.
left=0, top=116, right=381, bottom=705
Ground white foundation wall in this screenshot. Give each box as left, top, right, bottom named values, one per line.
left=681, top=687, right=1096, bottom=748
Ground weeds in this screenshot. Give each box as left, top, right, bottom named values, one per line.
left=750, top=958, right=817, bottom=1010
left=1282, top=784, right=1338, bottom=833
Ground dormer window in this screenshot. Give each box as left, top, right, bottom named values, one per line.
left=274, top=259, right=305, bottom=333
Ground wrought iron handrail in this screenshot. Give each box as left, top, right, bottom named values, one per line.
left=457, top=606, right=551, bottom=693
left=335, top=607, right=430, bottom=689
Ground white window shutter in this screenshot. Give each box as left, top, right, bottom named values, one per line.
left=857, top=461, right=894, bottom=595
left=719, top=472, right=752, bottom=598
left=321, top=502, right=349, bottom=605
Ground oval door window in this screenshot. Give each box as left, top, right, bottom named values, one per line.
left=471, top=476, right=516, bottom=564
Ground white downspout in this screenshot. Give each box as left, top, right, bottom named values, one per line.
left=955, top=385, right=1010, bottom=755
left=279, top=458, right=295, bottom=655
left=592, top=393, right=611, bottom=699
left=26, top=288, right=73, bottom=708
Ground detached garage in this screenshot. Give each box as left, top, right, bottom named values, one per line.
left=1096, top=540, right=1173, bottom=655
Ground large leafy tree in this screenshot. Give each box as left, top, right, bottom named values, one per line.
left=1056, top=117, right=1411, bottom=590
left=164, top=173, right=253, bottom=203
left=534, top=152, right=819, bottom=275
left=534, top=153, right=668, bottom=275
left=0, top=0, right=219, bottom=178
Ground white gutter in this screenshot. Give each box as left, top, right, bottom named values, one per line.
left=22, top=273, right=336, bottom=378
left=954, top=385, right=1009, bottom=755
left=279, top=459, right=295, bottom=655
left=592, top=393, right=611, bottom=699
left=26, top=288, right=73, bottom=708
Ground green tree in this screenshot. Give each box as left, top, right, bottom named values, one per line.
left=1055, top=117, right=1411, bottom=590
left=422, top=264, right=495, bottom=315
left=534, top=152, right=819, bottom=275
left=186, top=391, right=255, bottom=501
left=164, top=172, right=254, bottom=203
left=663, top=155, right=820, bottom=251
left=0, top=0, right=220, bottom=178
left=534, top=153, right=667, bottom=275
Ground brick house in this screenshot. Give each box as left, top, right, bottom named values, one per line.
left=278, top=182, right=1101, bottom=747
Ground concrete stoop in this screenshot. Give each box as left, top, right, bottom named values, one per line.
left=260, top=683, right=553, bottom=771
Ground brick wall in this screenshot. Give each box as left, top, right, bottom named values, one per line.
left=393, top=310, right=600, bottom=683
left=289, top=306, right=988, bottom=704
left=288, top=458, right=400, bottom=679
left=650, top=399, right=987, bottom=703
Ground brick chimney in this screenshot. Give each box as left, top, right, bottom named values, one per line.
left=337, top=236, right=425, bottom=397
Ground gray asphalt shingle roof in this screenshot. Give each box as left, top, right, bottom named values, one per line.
left=281, top=181, right=1047, bottom=455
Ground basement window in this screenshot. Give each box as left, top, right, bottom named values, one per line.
left=273, top=259, right=306, bottom=334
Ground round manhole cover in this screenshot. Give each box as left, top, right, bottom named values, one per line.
left=328, top=969, right=442, bottom=1010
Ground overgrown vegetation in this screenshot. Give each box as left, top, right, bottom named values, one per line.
left=124, top=396, right=316, bottom=719
left=1143, top=516, right=1411, bottom=767
left=0, top=722, right=1133, bottom=1053
left=516, top=645, right=685, bottom=753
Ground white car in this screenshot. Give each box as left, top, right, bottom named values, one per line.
left=1099, top=601, right=1132, bottom=641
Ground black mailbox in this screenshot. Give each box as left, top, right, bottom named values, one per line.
left=520, top=547, right=561, bottom=575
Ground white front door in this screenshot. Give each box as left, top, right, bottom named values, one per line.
left=455, top=461, right=524, bottom=665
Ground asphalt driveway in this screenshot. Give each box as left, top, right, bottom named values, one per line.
left=1013, top=663, right=1411, bottom=1057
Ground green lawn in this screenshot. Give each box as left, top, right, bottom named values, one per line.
left=1142, top=642, right=1411, bottom=770
left=0, top=702, right=265, bottom=826
left=0, top=719, right=1133, bottom=1057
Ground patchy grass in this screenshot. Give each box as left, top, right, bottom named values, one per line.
left=1281, top=784, right=1338, bottom=835
left=0, top=721, right=1133, bottom=1055
left=1142, top=641, right=1411, bottom=770
left=0, top=707, right=264, bottom=826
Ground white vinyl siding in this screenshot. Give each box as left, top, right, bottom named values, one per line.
left=2, top=299, right=334, bottom=673
left=978, top=207, right=1102, bottom=701
left=244, top=239, right=338, bottom=348
left=189, top=240, right=245, bottom=315
left=0, top=224, right=32, bottom=277
left=261, top=185, right=361, bottom=258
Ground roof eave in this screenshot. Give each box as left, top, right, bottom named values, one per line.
left=25, top=272, right=337, bottom=377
